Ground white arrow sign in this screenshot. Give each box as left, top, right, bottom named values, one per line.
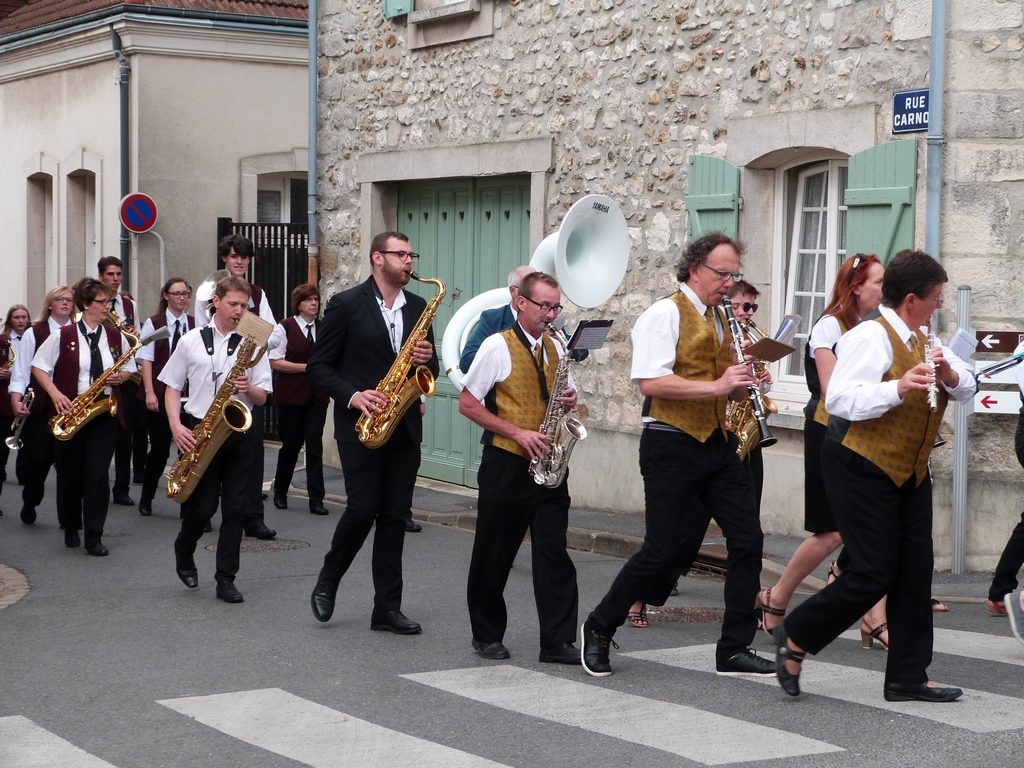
left=980, top=334, right=1000, bottom=350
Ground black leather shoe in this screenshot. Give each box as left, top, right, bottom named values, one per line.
left=472, top=639, right=511, bottom=660
left=85, top=541, right=109, bottom=557
left=370, top=609, right=422, bottom=635
left=138, top=500, right=153, bottom=517
left=404, top=518, right=423, bottom=533
left=581, top=619, right=614, bottom=677
left=64, top=529, right=81, bottom=548
left=216, top=580, right=244, bottom=604
left=883, top=682, right=963, bottom=702
left=273, top=496, right=288, bottom=510
left=311, top=579, right=338, bottom=622
left=539, top=641, right=581, bottom=664
left=20, top=505, right=36, bottom=525
left=244, top=521, right=276, bottom=540
left=113, top=493, right=134, bottom=506
left=176, top=566, right=199, bottom=589
left=716, top=647, right=775, bottom=677
left=309, top=503, right=327, bottom=515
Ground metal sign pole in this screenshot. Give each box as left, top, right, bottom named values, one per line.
left=952, top=284, right=971, bottom=575
left=144, top=229, right=165, bottom=289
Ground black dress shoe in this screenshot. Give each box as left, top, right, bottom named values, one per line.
left=113, top=493, right=134, bottom=506
left=472, top=639, right=511, bottom=660
left=85, top=541, right=109, bottom=557
left=244, top=521, right=276, bottom=540
left=370, top=609, right=422, bottom=635
left=64, top=529, right=81, bottom=548
left=404, top=518, right=422, bottom=533
left=581, top=619, right=614, bottom=677
left=311, top=578, right=338, bottom=622
left=138, top=500, right=153, bottom=517
left=216, top=580, right=244, bottom=604
left=539, top=642, right=581, bottom=664
left=309, top=503, right=327, bottom=515
left=273, top=496, right=288, bottom=510
left=20, top=506, right=36, bottom=525
left=883, top=682, right=963, bottom=702
left=176, top=566, right=199, bottom=589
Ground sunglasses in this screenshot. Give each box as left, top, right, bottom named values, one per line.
left=732, top=302, right=758, bottom=313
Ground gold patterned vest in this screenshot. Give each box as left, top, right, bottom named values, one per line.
left=645, top=292, right=734, bottom=442
left=484, top=328, right=558, bottom=459
left=838, top=318, right=948, bottom=486
left=812, top=317, right=849, bottom=427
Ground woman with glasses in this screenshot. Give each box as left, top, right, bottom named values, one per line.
left=8, top=287, right=74, bottom=527
left=0, top=304, right=30, bottom=515
left=135, top=278, right=195, bottom=517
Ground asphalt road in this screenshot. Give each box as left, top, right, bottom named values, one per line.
left=2, top=473, right=1023, bottom=768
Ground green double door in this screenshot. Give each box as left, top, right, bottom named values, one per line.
left=398, top=176, right=531, bottom=487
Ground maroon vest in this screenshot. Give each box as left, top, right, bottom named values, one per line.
left=0, top=334, right=12, bottom=418
left=137, top=312, right=195, bottom=402
left=248, top=284, right=264, bottom=317
left=51, top=323, right=126, bottom=427
left=28, top=322, right=54, bottom=416
left=274, top=317, right=327, bottom=406
left=120, top=295, right=137, bottom=328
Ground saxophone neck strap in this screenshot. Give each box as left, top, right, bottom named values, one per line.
left=512, top=324, right=549, bottom=403
left=200, top=326, right=242, bottom=357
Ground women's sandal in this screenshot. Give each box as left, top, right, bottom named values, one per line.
left=773, top=624, right=805, bottom=697
left=756, top=588, right=786, bottom=636
left=627, top=605, right=649, bottom=629
left=860, top=620, right=889, bottom=651
left=826, top=561, right=841, bottom=586
left=931, top=598, right=950, bottom=613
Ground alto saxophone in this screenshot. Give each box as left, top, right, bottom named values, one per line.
left=166, top=312, right=272, bottom=503
left=50, top=313, right=167, bottom=441
left=722, top=300, right=778, bottom=456
left=2, top=336, right=14, bottom=371
left=528, top=333, right=587, bottom=488
left=356, top=273, right=445, bottom=449
left=725, top=318, right=779, bottom=460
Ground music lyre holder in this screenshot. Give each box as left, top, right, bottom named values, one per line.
left=566, top=319, right=613, bottom=352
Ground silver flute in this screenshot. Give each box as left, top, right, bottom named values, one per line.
left=924, top=331, right=938, bottom=413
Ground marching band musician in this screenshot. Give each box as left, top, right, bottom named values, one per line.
left=775, top=250, right=976, bottom=702
left=307, top=231, right=437, bottom=635
left=3, top=305, right=31, bottom=491
left=581, top=232, right=773, bottom=678
left=458, top=271, right=581, bottom=664
left=135, top=277, right=195, bottom=518
left=268, top=283, right=328, bottom=516
left=161, top=276, right=272, bottom=604
left=31, top=278, right=137, bottom=556
left=197, top=234, right=278, bottom=541
left=97, top=257, right=144, bottom=507
left=9, top=287, right=74, bottom=527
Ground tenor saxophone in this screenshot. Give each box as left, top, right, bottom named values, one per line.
left=356, top=273, right=445, bottom=449
left=528, top=333, right=587, bottom=488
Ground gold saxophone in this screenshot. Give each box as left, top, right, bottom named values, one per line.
left=166, top=312, right=272, bottom=503
left=724, top=318, right=779, bottom=460
left=2, top=337, right=14, bottom=371
left=356, top=273, right=445, bottom=449
left=528, top=333, right=587, bottom=488
left=50, top=312, right=145, bottom=441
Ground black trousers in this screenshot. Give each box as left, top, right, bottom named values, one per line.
left=244, top=405, right=267, bottom=527
left=273, top=399, right=328, bottom=505
left=54, top=414, right=118, bottom=546
left=318, top=435, right=419, bottom=611
left=467, top=446, right=578, bottom=648
left=20, top=414, right=58, bottom=521
left=174, top=423, right=253, bottom=582
left=113, top=380, right=139, bottom=495
left=786, top=439, right=934, bottom=686
left=589, top=428, right=762, bottom=661
left=988, top=413, right=1024, bottom=601
left=141, top=402, right=173, bottom=507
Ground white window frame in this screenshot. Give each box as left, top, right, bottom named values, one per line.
left=769, top=156, right=848, bottom=418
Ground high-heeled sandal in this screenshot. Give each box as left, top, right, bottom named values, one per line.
left=773, top=624, right=805, bottom=697
left=860, top=621, right=889, bottom=651
left=825, top=561, right=841, bottom=586
left=627, top=605, right=649, bottom=628
left=756, top=587, right=786, bottom=636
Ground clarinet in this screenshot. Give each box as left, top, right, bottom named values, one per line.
left=721, top=298, right=778, bottom=449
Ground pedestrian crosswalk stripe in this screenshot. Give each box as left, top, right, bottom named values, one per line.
left=157, top=687, right=510, bottom=768
left=839, top=627, right=1024, bottom=667
left=0, top=715, right=119, bottom=768
left=403, top=665, right=842, bottom=765
left=626, top=644, right=1024, bottom=733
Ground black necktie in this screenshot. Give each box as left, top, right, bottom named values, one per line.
left=172, top=320, right=182, bottom=352
left=86, top=326, right=103, bottom=381
left=305, top=323, right=314, bottom=343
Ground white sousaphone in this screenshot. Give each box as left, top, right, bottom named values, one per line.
left=441, top=194, right=629, bottom=388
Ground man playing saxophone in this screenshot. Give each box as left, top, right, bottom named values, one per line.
left=458, top=271, right=581, bottom=664
left=30, top=278, right=136, bottom=556
left=308, top=231, right=438, bottom=635
left=160, top=276, right=272, bottom=604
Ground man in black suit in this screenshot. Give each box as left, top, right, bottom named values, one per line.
left=307, top=231, right=439, bottom=634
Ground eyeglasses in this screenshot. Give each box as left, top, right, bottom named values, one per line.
left=732, top=302, right=758, bottom=313
left=55, top=297, right=73, bottom=303
left=922, top=292, right=944, bottom=306
left=380, top=250, right=420, bottom=260
left=520, top=295, right=563, bottom=315
left=166, top=291, right=192, bottom=298
left=702, top=263, right=743, bottom=282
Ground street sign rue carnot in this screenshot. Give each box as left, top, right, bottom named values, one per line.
left=119, top=192, right=158, bottom=234
left=892, top=87, right=929, bottom=134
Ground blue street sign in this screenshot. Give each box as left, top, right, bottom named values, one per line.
left=119, top=192, right=158, bottom=234
left=892, top=88, right=929, bottom=134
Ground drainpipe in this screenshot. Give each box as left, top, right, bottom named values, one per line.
left=112, top=29, right=131, bottom=286
left=306, top=0, right=319, bottom=286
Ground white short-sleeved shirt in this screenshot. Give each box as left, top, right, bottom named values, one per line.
left=630, top=283, right=724, bottom=384
left=136, top=310, right=190, bottom=363
left=11, top=317, right=72, bottom=395
left=269, top=316, right=317, bottom=361
left=158, top=322, right=273, bottom=419
left=32, top=322, right=136, bottom=397
left=807, top=315, right=843, bottom=355
left=462, top=326, right=573, bottom=403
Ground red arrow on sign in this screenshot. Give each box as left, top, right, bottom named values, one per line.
left=980, top=395, right=1000, bottom=409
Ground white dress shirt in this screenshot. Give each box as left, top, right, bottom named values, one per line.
left=10, top=316, right=70, bottom=395
left=269, top=316, right=317, bottom=361
left=462, top=325, right=573, bottom=403
left=32, top=322, right=136, bottom=396
left=136, top=310, right=189, bottom=364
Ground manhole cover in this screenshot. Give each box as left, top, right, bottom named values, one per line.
left=205, top=539, right=311, bottom=553
left=647, top=606, right=725, bottom=624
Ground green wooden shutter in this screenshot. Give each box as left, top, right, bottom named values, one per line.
left=686, top=156, right=741, bottom=238
left=844, top=140, right=918, bottom=264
